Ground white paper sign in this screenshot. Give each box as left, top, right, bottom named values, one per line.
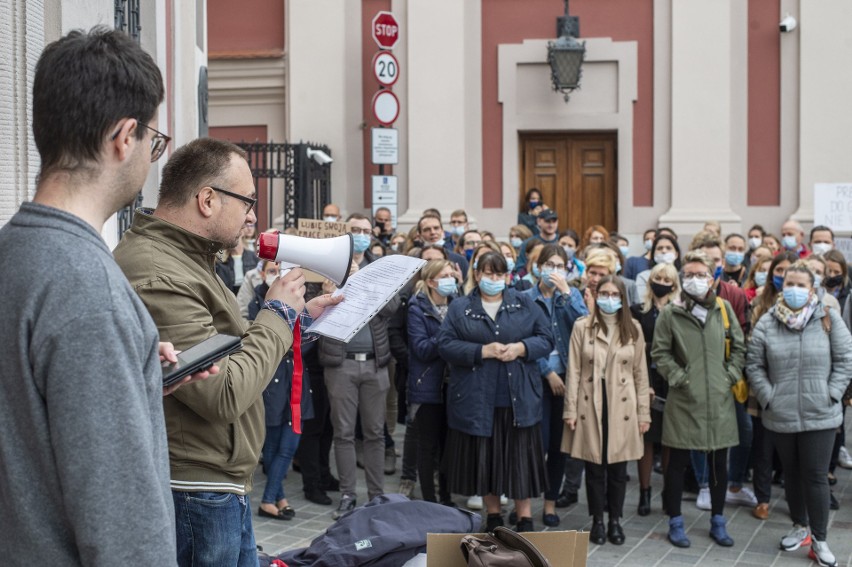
left=372, top=175, right=398, bottom=205
left=371, top=128, right=399, bottom=164
left=814, top=183, right=852, bottom=232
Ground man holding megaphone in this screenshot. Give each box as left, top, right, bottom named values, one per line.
left=114, top=137, right=342, bottom=567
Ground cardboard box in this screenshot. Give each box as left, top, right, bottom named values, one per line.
left=426, top=530, right=589, bottom=567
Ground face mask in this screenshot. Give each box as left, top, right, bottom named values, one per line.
left=650, top=282, right=673, bottom=298
left=713, top=266, right=723, bottom=280
left=825, top=274, right=844, bottom=288
left=323, top=216, right=338, bottom=222
left=563, top=246, right=575, bottom=260
left=472, top=260, right=478, bottom=271
left=528, top=200, right=540, bottom=210
left=436, top=277, right=457, bottom=297
left=654, top=252, right=676, bottom=265
left=682, top=276, right=710, bottom=298
left=479, top=277, right=506, bottom=296
left=772, top=275, right=785, bottom=291
left=531, top=265, right=541, bottom=278
left=352, top=233, right=371, bottom=253
left=644, top=239, right=654, bottom=252
left=748, top=237, right=762, bottom=250
left=812, top=242, right=833, bottom=255
left=540, top=268, right=556, bottom=287
left=391, top=243, right=399, bottom=252
left=596, top=297, right=622, bottom=314
left=782, top=235, right=798, bottom=250
left=725, top=251, right=744, bottom=267
left=814, top=274, right=823, bottom=288
left=615, top=262, right=622, bottom=274
left=434, top=238, right=446, bottom=247
left=464, top=249, right=475, bottom=261
left=783, top=287, right=810, bottom=310
left=505, top=258, right=516, bottom=272
left=619, top=246, right=630, bottom=258
left=452, top=225, right=466, bottom=237
left=510, top=237, right=523, bottom=248
left=265, top=275, right=278, bottom=287
left=754, top=271, right=767, bottom=286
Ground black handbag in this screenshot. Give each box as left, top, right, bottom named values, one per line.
left=460, top=526, right=551, bottom=567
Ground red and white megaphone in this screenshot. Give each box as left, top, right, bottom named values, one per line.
left=257, top=232, right=354, bottom=287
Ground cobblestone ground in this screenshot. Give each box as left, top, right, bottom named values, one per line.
left=251, top=420, right=852, bottom=566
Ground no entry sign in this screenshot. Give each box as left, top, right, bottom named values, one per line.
left=372, top=11, right=399, bottom=50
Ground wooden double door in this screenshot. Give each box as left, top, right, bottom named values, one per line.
left=520, top=133, right=618, bottom=235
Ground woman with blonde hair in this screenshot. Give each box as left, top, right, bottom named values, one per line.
left=630, top=262, right=680, bottom=516
left=564, top=275, right=650, bottom=545
left=509, top=224, right=534, bottom=252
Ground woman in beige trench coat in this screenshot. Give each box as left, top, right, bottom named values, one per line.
left=563, top=275, right=651, bottom=546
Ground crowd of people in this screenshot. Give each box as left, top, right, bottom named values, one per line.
left=3, top=26, right=852, bottom=567
left=227, top=189, right=852, bottom=567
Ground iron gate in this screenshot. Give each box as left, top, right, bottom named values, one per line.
left=238, top=141, right=332, bottom=231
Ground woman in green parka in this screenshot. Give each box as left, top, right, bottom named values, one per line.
left=651, top=250, right=746, bottom=549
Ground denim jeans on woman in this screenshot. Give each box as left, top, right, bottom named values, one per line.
left=261, top=424, right=302, bottom=505
left=173, top=491, right=259, bottom=567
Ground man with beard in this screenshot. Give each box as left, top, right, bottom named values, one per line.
left=114, top=137, right=341, bottom=566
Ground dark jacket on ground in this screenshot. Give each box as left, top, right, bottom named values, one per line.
left=407, top=291, right=450, bottom=405
left=275, top=494, right=479, bottom=567
left=438, top=287, right=554, bottom=437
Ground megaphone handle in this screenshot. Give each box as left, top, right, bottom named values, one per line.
left=290, top=319, right=303, bottom=435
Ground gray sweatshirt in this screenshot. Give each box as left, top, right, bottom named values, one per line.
left=0, top=203, right=176, bottom=565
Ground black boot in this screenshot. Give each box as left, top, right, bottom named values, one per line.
left=638, top=487, right=652, bottom=517
left=484, top=513, right=504, bottom=532
left=590, top=517, right=606, bottom=545
left=608, top=517, right=625, bottom=545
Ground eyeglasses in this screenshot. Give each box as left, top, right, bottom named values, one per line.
left=350, top=227, right=373, bottom=235
left=464, top=240, right=481, bottom=247
left=542, top=261, right=566, bottom=270
left=682, top=272, right=710, bottom=280
left=598, top=291, right=621, bottom=299
left=110, top=119, right=171, bottom=162
left=209, top=186, right=257, bottom=213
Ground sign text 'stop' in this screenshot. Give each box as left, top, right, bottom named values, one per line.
left=372, top=11, right=399, bottom=50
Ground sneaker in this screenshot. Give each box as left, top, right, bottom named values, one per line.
left=780, top=524, right=811, bottom=551
left=696, top=487, right=711, bottom=511
left=332, top=495, right=356, bottom=520
left=839, top=446, right=852, bottom=470
left=809, top=540, right=838, bottom=567
left=384, top=446, right=397, bottom=475
left=500, top=494, right=509, bottom=505
left=398, top=478, right=416, bottom=499
left=467, top=495, right=483, bottom=510
left=725, top=486, right=758, bottom=507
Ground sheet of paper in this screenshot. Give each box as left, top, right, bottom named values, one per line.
left=306, top=255, right=426, bottom=342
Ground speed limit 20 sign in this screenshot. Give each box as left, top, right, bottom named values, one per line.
left=372, top=52, right=399, bottom=87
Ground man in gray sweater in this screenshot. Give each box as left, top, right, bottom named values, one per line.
left=0, top=28, right=195, bottom=565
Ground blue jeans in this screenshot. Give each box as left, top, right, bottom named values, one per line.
left=173, top=491, right=258, bottom=567
left=261, top=424, right=302, bottom=504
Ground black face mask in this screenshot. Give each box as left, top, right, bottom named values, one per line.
left=825, top=274, right=844, bottom=288
left=650, top=282, right=674, bottom=298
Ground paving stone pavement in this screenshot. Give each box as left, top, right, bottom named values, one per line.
left=251, top=420, right=852, bottom=566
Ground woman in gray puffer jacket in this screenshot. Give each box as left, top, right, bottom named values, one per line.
left=746, top=261, right=852, bottom=567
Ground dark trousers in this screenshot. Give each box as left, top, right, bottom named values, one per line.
left=583, top=379, right=628, bottom=519
left=400, top=417, right=418, bottom=482
left=829, top=406, right=846, bottom=474
left=771, top=428, right=835, bottom=541
left=297, top=372, right=335, bottom=492
left=541, top=384, right=566, bottom=501
left=666, top=448, right=727, bottom=517
left=751, top=416, right=774, bottom=504
left=414, top=403, right=450, bottom=502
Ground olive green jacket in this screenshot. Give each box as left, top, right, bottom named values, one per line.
left=115, top=210, right=293, bottom=494
left=650, top=295, right=745, bottom=451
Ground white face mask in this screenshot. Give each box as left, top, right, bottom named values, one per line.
left=265, top=275, right=278, bottom=287
left=812, top=242, right=833, bottom=256
left=748, top=237, right=762, bottom=250
left=323, top=216, right=338, bottom=222
left=683, top=276, right=710, bottom=298
left=654, top=252, right=676, bottom=265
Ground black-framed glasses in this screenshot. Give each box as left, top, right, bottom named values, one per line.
left=110, top=119, right=171, bottom=162
left=209, top=186, right=257, bottom=213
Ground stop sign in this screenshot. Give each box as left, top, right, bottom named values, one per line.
left=372, top=11, right=399, bottom=50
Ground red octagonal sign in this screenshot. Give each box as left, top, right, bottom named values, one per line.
left=372, top=11, right=399, bottom=50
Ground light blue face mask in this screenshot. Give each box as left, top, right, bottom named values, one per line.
left=782, top=235, right=798, bottom=250
left=596, top=297, right=622, bottom=314
left=540, top=268, right=556, bottom=287
left=479, top=277, right=506, bottom=296
left=754, top=271, right=767, bottom=287
left=452, top=225, right=466, bottom=237
left=782, top=286, right=810, bottom=310
left=725, top=251, right=745, bottom=267
left=510, top=237, right=523, bottom=249
left=619, top=246, right=630, bottom=258
left=352, top=233, right=371, bottom=253
left=436, top=277, right=457, bottom=297
left=615, top=262, right=622, bottom=274
left=563, top=247, right=575, bottom=260
left=531, top=265, right=541, bottom=278
left=505, top=258, right=516, bottom=273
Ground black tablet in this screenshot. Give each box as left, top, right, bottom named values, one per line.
left=162, top=334, right=242, bottom=387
